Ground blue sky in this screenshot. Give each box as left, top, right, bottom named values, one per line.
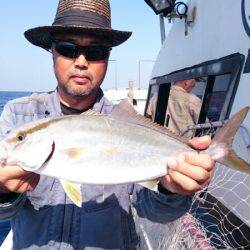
left=0, top=1, right=169, bottom=92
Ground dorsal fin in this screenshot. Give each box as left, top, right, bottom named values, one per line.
left=111, top=99, right=188, bottom=144
left=81, top=109, right=101, bottom=116
left=111, top=99, right=140, bottom=124
left=112, top=99, right=138, bottom=116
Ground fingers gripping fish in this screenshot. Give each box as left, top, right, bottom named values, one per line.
left=0, top=100, right=249, bottom=207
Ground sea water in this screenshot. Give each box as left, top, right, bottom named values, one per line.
left=0, top=91, right=29, bottom=244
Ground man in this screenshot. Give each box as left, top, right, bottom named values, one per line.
left=0, top=1, right=214, bottom=249
left=166, top=78, right=202, bottom=138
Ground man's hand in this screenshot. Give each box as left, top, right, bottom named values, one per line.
left=160, top=136, right=215, bottom=196
left=0, top=163, right=39, bottom=194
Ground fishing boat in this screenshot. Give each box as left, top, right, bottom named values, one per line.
left=138, top=0, right=250, bottom=249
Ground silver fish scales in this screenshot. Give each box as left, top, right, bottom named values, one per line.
left=0, top=100, right=249, bottom=206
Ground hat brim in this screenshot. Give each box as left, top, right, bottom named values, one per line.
left=24, top=25, right=132, bottom=49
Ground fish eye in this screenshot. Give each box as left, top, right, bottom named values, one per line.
left=17, top=134, right=26, bottom=141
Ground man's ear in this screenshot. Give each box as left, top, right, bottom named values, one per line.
left=183, top=81, right=189, bottom=90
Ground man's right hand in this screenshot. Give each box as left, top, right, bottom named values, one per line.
left=0, top=163, right=39, bottom=194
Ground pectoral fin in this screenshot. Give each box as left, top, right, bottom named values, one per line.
left=138, top=179, right=160, bottom=192
left=60, top=180, right=82, bottom=207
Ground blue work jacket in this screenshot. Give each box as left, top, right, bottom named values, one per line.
left=0, top=90, right=191, bottom=250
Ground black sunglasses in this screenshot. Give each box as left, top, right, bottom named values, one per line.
left=52, top=40, right=112, bottom=61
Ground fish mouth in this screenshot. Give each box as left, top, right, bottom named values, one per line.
left=0, top=142, right=8, bottom=166
left=0, top=158, right=6, bottom=167
left=41, top=141, right=55, bottom=168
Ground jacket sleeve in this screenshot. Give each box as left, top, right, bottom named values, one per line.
left=0, top=193, right=26, bottom=220
left=131, top=183, right=192, bottom=223
left=0, top=103, right=16, bottom=138
left=0, top=103, right=26, bottom=220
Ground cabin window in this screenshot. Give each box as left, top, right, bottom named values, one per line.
left=148, top=53, right=245, bottom=138
left=145, top=84, right=159, bottom=119
left=154, top=83, right=171, bottom=126
left=164, top=77, right=207, bottom=138
left=199, top=74, right=231, bottom=123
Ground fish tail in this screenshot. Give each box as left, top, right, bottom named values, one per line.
left=207, top=107, right=250, bottom=173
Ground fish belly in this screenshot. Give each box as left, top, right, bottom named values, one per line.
left=39, top=116, right=192, bottom=184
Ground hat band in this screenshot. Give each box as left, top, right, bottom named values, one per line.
left=53, top=9, right=111, bottom=28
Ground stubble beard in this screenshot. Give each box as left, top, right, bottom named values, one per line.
left=60, top=82, right=96, bottom=98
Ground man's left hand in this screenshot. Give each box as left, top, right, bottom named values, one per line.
left=160, top=135, right=215, bottom=196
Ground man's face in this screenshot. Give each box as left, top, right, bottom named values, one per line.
left=52, top=34, right=109, bottom=98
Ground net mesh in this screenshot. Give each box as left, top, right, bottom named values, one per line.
left=188, top=167, right=250, bottom=250
left=177, top=124, right=249, bottom=250
left=136, top=124, right=250, bottom=250
left=137, top=168, right=250, bottom=249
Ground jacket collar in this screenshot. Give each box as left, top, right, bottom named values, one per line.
left=43, top=88, right=112, bottom=117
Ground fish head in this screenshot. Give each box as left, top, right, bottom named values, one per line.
left=0, top=122, right=55, bottom=171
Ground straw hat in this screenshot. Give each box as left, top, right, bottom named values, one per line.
left=24, top=0, right=132, bottom=49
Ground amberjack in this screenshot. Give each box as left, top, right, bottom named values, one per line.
left=0, top=100, right=249, bottom=207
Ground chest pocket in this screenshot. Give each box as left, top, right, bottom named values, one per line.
left=79, top=184, right=130, bottom=249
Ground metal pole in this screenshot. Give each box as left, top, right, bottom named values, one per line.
left=138, top=60, right=141, bottom=90
left=159, top=13, right=166, bottom=44
left=138, top=60, right=155, bottom=90
left=115, top=61, right=118, bottom=89
left=109, top=60, right=117, bottom=89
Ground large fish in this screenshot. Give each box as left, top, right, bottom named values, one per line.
left=0, top=100, right=249, bottom=207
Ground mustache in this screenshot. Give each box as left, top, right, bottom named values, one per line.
left=69, top=71, right=93, bottom=81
